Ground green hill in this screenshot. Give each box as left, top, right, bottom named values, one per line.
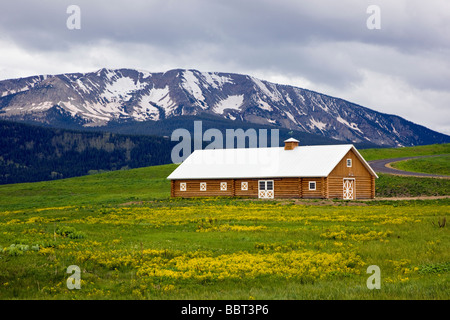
left=0, top=163, right=177, bottom=211
left=359, top=143, right=450, bottom=161
left=391, top=155, right=450, bottom=176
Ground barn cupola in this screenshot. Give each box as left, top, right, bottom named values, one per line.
left=284, top=138, right=299, bottom=150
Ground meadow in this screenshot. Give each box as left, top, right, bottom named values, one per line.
left=359, top=143, right=450, bottom=161
left=0, top=144, right=449, bottom=300
left=391, top=155, right=450, bottom=176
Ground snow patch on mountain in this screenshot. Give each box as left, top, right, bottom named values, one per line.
left=82, top=112, right=110, bottom=121
left=136, top=70, right=153, bottom=79
left=285, top=93, right=293, bottom=105
left=293, top=88, right=306, bottom=103
left=102, top=76, right=147, bottom=102
left=181, top=70, right=206, bottom=106
left=30, top=102, right=54, bottom=111
left=336, top=116, right=363, bottom=134
left=252, top=77, right=282, bottom=102
left=214, top=95, right=244, bottom=114
left=1, top=85, right=32, bottom=97
left=103, top=69, right=117, bottom=82
left=285, top=111, right=297, bottom=124
left=75, top=79, right=91, bottom=94
left=309, top=117, right=327, bottom=131
left=257, top=99, right=273, bottom=111
left=200, top=72, right=233, bottom=89
left=132, top=106, right=159, bottom=121
left=60, top=101, right=82, bottom=116
left=141, top=86, right=171, bottom=106
left=137, top=85, right=177, bottom=120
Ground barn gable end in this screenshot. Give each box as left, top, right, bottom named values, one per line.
left=327, top=149, right=375, bottom=199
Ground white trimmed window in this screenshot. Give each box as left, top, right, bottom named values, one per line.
left=241, top=182, right=248, bottom=191
left=180, top=182, right=187, bottom=191
left=200, top=182, right=207, bottom=191
left=309, top=181, right=316, bottom=191
left=220, top=182, right=227, bottom=191
left=347, top=159, right=352, bottom=167
left=258, top=180, right=274, bottom=199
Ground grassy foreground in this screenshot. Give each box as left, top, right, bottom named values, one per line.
left=0, top=164, right=448, bottom=300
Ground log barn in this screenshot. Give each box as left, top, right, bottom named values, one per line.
left=167, top=138, right=378, bottom=200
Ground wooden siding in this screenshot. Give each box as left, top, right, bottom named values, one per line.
left=301, top=178, right=324, bottom=199
left=173, top=179, right=235, bottom=198
left=170, top=180, right=175, bottom=197
left=355, top=176, right=373, bottom=199
left=329, top=149, right=372, bottom=177
left=273, top=178, right=299, bottom=198
left=371, top=176, right=376, bottom=199
left=172, top=177, right=327, bottom=199
left=234, top=179, right=259, bottom=198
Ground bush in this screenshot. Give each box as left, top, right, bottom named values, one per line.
left=55, top=226, right=86, bottom=239
left=3, top=244, right=28, bottom=256
left=419, top=262, right=450, bottom=274
left=2, top=243, right=42, bottom=256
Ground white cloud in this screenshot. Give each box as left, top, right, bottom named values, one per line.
left=322, top=69, right=450, bottom=135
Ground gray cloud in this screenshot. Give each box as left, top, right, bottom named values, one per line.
left=0, top=0, right=449, bottom=134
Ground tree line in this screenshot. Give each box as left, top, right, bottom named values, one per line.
left=0, top=120, right=175, bottom=184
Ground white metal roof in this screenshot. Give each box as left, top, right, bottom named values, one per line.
left=167, top=144, right=378, bottom=180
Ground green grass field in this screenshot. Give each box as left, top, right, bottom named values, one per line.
left=359, top=143, right=450, bottom=161
left=0, top=164, right=177, bottom=211
left=0, top=144, right=449, bottom=300
left=390, top=155, right=450, bottom=176
left=376, top=174, right=450, bottom=197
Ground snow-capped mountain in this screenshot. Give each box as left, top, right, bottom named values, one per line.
left=0, top=68, right=448, bottom=147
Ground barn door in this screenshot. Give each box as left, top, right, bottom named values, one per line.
left=258, top=180, right=274, bottom=199
left=343, top=179, right=355, bottom=200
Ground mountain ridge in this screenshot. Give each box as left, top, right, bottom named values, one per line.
left=1, top=68, right=449, bottom=147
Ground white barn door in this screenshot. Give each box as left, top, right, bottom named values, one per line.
left=343, top=178, right=355, bottom=200
left=258, top=180, right=274, bottom=199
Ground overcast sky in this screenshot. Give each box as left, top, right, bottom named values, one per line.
left=0, top=0, right=449, bottom=134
